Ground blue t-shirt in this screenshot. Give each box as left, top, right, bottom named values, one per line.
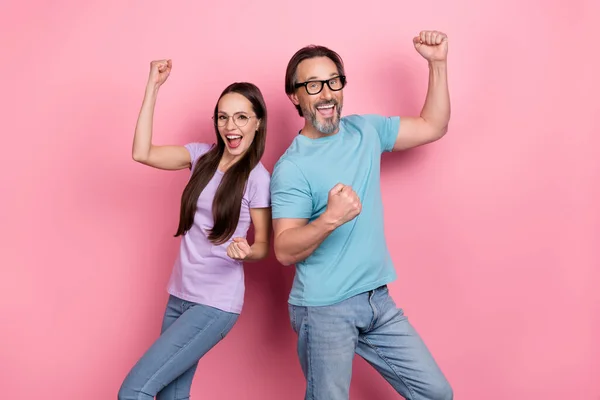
left=270, top=114, right=400, bottom=306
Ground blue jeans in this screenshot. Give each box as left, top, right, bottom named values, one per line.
left=118, top=295, right=238, bottom=400
left=289, top=285, right=453, bottom=400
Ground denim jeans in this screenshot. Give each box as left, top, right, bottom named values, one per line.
left=289, top=285, right=453, bottom=400
left=118, top=295, right=238, bottom=400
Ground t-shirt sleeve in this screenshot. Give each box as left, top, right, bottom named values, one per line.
left=270, top=159, right=313, bottom=219
left=362, top=114, right=400, bottom=153
left=248, top=165, right=271, bottom=208
left=184, top=142, right=213, bottom=166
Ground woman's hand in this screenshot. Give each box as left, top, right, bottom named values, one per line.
left=226, top=238, right=253, bottom=260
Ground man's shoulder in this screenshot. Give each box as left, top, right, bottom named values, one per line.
left=273, top=136, right=304, bottom=168
left=270, top=140, right=311, bottom=190
left=272, top=154, right=303, bottom=177
left=341, top=113, right=370, bottom=122
left=341, top=113, right=387, bottom=129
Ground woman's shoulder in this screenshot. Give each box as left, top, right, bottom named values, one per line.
left=248, top=162, right=271, bottom=185
left=184, top=142, right=214, bottom=162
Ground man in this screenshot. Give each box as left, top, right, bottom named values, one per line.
left=270, top=31, right=453, bottom=400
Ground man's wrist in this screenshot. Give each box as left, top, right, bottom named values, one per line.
left=316, top=211, right=339, bottom=232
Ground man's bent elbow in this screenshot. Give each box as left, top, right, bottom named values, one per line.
left=274, top=245, right=295, bottom=266
left=275, top=252, right=294, bottom=266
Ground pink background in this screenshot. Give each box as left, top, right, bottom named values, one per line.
left=1, top=0, right=598, bottom=399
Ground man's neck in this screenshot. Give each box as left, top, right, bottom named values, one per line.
left=300, top=121, right=340, bottom=139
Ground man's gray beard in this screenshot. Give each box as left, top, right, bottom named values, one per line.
left=304, top=103, right=343, bottom=135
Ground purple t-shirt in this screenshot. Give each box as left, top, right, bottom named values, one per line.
left=166, top=142, right=271, bottom=314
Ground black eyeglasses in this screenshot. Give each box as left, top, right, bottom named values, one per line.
left=294, top=75, right=346, bottom=95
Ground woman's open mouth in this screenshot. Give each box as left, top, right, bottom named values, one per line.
left=226, top=134, right=243, bottom=149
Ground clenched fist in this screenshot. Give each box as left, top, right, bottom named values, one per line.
left=413, top=31, right=448, bottom=63
left=323, top=183, right=362, bottom=228
left=147, top=59, right=172, bottom=89
left=226, top=237, right=253, bottom=261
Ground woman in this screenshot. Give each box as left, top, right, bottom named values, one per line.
left=118, top=59, right=271, bottom=400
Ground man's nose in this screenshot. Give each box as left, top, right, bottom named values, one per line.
left=319, top=85, right=333, bottom=100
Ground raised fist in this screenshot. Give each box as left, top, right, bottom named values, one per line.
left=413, top=31, right=448, bottom=62
left=323, top=183, right=362, bottom=227
left=147, top=59, right=172, bottom=88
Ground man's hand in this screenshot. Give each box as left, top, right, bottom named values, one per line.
left=322, top=183, right=362, bottom=228
left=413, top=31, right=448, bottom=63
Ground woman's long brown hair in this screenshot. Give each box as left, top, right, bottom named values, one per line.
left=174, top=82, right=267, bottom=245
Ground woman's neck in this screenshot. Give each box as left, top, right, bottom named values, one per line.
left=218, top=152, right=242, bottom=172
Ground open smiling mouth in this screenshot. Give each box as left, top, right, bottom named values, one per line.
left=226, top=134, right=242, bottom=149
left=316, top=103, right=335, bottom=118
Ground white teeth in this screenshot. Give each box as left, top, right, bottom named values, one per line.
left=317, top=104, right=334, bottom=109
left=226, top=135, right=242, bottom=140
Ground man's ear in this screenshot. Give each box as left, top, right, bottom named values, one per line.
left=288, top=93, right=300, bottom=106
